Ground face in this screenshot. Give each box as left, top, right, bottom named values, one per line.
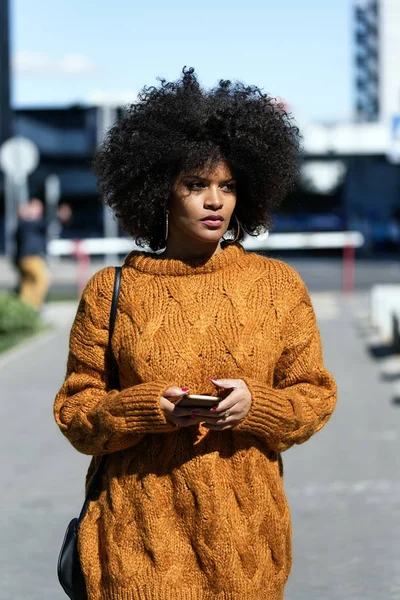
left=168, top=161, right=237, bottom=251
left=29, top=199, right=44, bottom=219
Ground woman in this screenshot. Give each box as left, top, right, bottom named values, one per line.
left=54, top=68, right=336, bottom=600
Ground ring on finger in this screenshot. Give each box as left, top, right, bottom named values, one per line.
left=223, top=408, right=231, bottom=418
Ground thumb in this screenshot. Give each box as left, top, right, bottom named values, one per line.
left=163, top=386, right=190, bottom=398
left=210, top=378, right=237, bottom=389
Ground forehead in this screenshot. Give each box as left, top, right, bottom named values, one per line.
left=182, top=160, right=234, bottom=180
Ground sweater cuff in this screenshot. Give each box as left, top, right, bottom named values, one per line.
left=105, top=381, right=176, bottom=434
left=235, top=378, right=299, bottom=441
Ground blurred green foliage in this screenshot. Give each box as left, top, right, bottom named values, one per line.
left=0, top=293, right=43, bottom=354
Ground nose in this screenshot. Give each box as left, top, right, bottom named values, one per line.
left=204, top=185, right=223, bottom=209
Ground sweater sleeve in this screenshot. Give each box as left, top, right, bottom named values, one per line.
left=237, top=272, right=337, bottom=453
left=53, top=268, right=175, bottom=456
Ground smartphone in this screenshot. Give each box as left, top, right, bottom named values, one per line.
left=175, top=394, right=219, bottom=408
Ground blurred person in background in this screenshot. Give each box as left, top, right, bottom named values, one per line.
left=54, top=68, right=337, bottom=600
left=14, top=198, right=49, bottom=309
left=14, top=198, right=72, bottom=309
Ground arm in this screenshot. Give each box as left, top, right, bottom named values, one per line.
left=54, top=269, right=175, bottom=455
left=236, top=276, right=337, bottom=453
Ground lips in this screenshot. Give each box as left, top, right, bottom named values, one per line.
left=201, top=215, right=225, bottom=228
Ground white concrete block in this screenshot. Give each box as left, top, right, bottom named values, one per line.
left=370, top=285, right=400, bottom=341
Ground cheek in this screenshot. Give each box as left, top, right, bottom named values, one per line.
left=226, top=196, right=237, bottom=218
left=175, top=196, right=204, bottom=221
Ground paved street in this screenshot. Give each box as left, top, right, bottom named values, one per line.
left=284, top=294, right=400, bottom=600
left=0, top=289, right=400, bottom=599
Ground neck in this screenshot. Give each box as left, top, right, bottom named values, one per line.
left=162, top=237, right=224, bottom=261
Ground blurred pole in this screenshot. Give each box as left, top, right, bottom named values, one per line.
left=97, top=105, right=119, bottom=264
left=1, top=0, right=12, bottom=254
left=4, top=175, right=29, bottom=257
left=14, top=175, right=29, bottom=206
left=73, top=240, right=91, bottom=298
left=342, top=245, right=355, bottom=294
left=4, top=174, right=16, bottom=257
left=45, top=174, right=61, bottom=241
left=0, top=0, right=11, bottom=146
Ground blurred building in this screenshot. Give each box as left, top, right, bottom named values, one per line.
left=0, top=0, right=11, bottom=145
left=295, top=0, right=400, bottom=247
left=1, top=0, right=400, bottom=252
left=2, top=102, right=399, bottom=247
left=355, top=0, right=400, bottom=123
left=8, top=104, right=348, bottom=239
left=11, top=106, right=103, bottom=239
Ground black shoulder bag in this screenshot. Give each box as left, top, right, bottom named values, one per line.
left=57, top=266, right=122, bottom=600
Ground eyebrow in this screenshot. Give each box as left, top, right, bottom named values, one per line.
left=181, top=175, right=236, bottom=183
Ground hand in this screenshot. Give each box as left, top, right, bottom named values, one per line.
left=190, top=379, right=252, bottom=431
left=160, top=386, right=199, bottom=428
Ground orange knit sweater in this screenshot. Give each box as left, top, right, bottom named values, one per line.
left=54, top=244, right=336, bottom=600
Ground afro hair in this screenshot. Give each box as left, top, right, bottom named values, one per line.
left=93, top=67, right=301, bottom=251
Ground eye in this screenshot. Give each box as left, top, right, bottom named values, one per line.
left=221, top=182, right=236, bottom=192
left=187, top=181, right=205, bottom=190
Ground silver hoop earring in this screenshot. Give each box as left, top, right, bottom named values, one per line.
left=225, top=214, right=241, bottom=244
left=165, top=210, right=169, bottom=242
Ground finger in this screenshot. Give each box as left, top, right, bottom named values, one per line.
left=203, top=422, right=233, bottom=431
left=191, top=404, right=237, bottom=419
left=211, top=389, right=242, bottom=413
left=160, top=397, right=178, bottom=414
left=210, top=378, right=241, bottom=389
left=160, top=399, right=194, bottom=418
left=163, top=386, right=190, bottom=398
left=187, top=408, right=222, bottom=419
left=162, top=402, right=195, bottom=418
left=198, top=415, right=235, bottom=426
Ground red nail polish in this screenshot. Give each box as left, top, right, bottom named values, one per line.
left=192, top=409, right=199, bottom=415
left=181, top=387, right=190, bottom=393
left=210, top=408, right=217, bottom=413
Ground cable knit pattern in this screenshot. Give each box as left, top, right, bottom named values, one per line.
left=54, top=243, right=336, bottom=600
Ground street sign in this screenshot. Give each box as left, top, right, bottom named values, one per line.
left=0, top=136, right=39, bottom=180
left=0, top=136, right=40, bottom=256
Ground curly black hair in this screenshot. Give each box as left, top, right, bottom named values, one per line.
left=93, top=67, right=301, bottom=251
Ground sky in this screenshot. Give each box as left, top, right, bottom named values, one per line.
left=11, top=0, right=354, bottom=123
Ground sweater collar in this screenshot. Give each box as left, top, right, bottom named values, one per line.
left=124, top=243, right=245, bottom=276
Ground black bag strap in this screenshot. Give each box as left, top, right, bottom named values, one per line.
left=78, top=266, right=122, bottom=522
left=108, top=266, right=122, bottom=391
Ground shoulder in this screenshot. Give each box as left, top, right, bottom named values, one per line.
left=74, top=267, right=118, bottom=329
left=68, top=266, right=124, bottom=347
left=68, top=268, right=119, bottom=352
left=242, top=252, right=311, bottom=310
left=243, top=252, right=306, bottom=288
left=83, top=267, right=118, bottom=300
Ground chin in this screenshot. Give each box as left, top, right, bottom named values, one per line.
left=194, top=232, right=224, bottom=245
left=180, top=225, right=228, bottom=247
